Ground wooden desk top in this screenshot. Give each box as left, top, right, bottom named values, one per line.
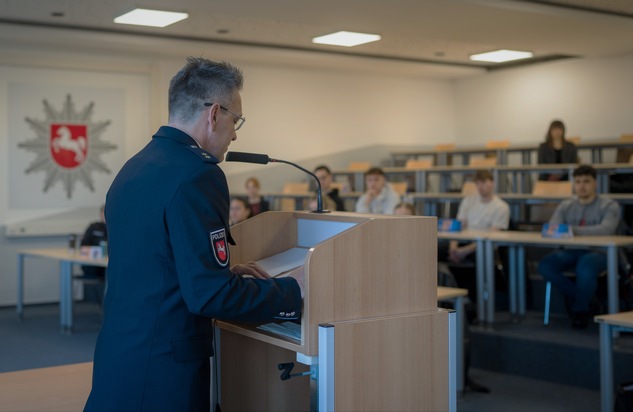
left=594, top=311, right=633, bottom=328
left=19, top=247, right=108, bottom=267
left=391, top=138, right=631, bottom=158
left=437, top=230, right=489, bottom=241
left=486, top=231, right=633, bottom=247
left=335, top=162, right=633, bottom=175
left=0, top=362, right=92, bottom=411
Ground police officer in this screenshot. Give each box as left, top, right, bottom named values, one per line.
left=85, top=58, right=303, bottom=412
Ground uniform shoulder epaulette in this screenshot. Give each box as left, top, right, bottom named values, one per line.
left=184, top=145, right=218, bottom=164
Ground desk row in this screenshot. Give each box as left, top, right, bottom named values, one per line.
left=437, top=230, right=633, bottom=325
left=330, top=162, right=633, bottom=193
left=253, top=191, right=633, bottom=221
left=390, top=137, right=633, bottom=166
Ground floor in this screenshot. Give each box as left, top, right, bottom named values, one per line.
left=0, top=302, right=627, bottom=411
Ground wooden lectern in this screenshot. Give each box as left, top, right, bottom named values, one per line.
left=216, top=211, right=453, bottom=411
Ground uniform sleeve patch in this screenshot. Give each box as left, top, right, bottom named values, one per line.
left=210, top=228, right=230, bottom=267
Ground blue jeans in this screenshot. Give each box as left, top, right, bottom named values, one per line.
left=537, top=249, right=607, bottom=313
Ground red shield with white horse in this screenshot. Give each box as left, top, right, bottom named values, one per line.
left=50, top=124, right=88, bottom=169
left=210, top=228, right=230, bottom=267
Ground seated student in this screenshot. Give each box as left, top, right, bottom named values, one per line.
left=537, top=119, right=578, bottom=181
left=79, top=205, right=107, bottom=304
left=355, top=167, right=401, bottom=215
left=394, top=202, right=415, bottom=216
left=441, top=170, right=510, bottom=322
left=448, top=170, right=510, bottom=264
left=244, top=177, right=269, bottom=216
left=313, top=165, right=345, bottom=211
left=229, top=196, right=252, bottom=226
left=538, top=165, right=621, bottom=329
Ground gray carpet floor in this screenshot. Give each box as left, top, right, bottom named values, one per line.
left=0, top=303, right=608, bottom=411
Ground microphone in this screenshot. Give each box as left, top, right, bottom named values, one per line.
left=225, top=151, right=330, bottom=213
left=225, top=151, right=269, bottom=165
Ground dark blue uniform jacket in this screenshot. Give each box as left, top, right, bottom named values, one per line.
left=85, top=126, right=302, bottom=412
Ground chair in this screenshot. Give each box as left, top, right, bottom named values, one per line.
left=616, top=134, right=633, bottom=163
left=461, top=181, right=478, bottom=196
left=530, top=181, right=572, bottom=224
left=433, top=144, right=455, bottom=166
left=543, top=271, right=608, bottom=326
left=485, top=139, right=510, bottom=149
left=524, top=181, right=572, bottom=324
left=348, top=161, right=372, bottom=172
left=404, top=159, right=432, bottom=169
left=390, top=182, right=408, bottom=196
left=531, top=180, right=572, bottom=196
left=280, top=182, right=309, bottom=211
left=434, top=143, right=456, bottom=151
left=468, top=157, right=497, bottom=168
left=566, top=136, right=581, bottom=145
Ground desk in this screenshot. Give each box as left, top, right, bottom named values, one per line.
left=17, top=248, right=107, bottom=333
left=495, top=163, right=633, bottom=194
left=484, top=232, right=633, bottom=324
left=595, top=311, right=633, bottom=412
left=0, top=362, right=93, bottom=411
left=438, top=286, right=468, bottom=393
left=390, top=138, right=631, bottom=167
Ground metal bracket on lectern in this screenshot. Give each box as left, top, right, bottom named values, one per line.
left=278, top=362, right=315, bottom=381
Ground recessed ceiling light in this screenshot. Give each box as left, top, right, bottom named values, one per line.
left=469, top=49, right=533, bottom=63
left=312, top=31, right=381, bottom=47
left=114, top=8, right=188, bottom=28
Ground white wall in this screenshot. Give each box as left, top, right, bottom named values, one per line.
left=0, top=24, right=461, bottom=305
left=454, top=54, right=633, bottom=146
left=0, top=21, right=631, bottom=306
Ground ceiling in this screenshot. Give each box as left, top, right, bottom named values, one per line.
left=0, top=0, right=632, bottom=76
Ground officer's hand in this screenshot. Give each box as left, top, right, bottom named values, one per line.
left=287, top=266, right=305, bottom=299
left=231, top=261, right=271, bottom=279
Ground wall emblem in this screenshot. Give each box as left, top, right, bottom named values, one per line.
left=18, top=94, right=117, bottom=198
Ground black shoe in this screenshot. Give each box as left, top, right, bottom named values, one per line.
left=589, top=296, right=604, bottom=316
left=563, top=295, right=573, bottom=317
left=571, top=312, right=590, bottom=329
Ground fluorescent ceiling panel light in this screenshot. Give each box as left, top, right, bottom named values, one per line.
left=469, top=49, right=534, bottom=63
left=312, top=31, right=381, bottom=47
left=114, top=8, right=188, bottom=28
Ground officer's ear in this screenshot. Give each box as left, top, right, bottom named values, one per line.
left=206, top=103, right=220, bottom=131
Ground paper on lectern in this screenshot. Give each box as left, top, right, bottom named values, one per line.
left=255, top=247, right=309, bottom=277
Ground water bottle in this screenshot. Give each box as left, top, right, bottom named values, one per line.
left=68, top=234, right=77, bottom=254
left=99, top=240, right=108, bottom=257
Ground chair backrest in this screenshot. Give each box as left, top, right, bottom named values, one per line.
left=566, top=136, right=581, bottom=145
left=485, top=139, right=510, bottom=149
left=531, top=181, right=572, bottom=196
left=461, top=181, right=478, bottom=196
left=390, top=182, right=408, bottom=195
left=530, top=181, right=572, bottom=223
left=404, top=159, right=432, bottom=169
left=616, top=134, right=633, bottom=163
left=469, top=157, right=497, bottom=167
left=280, top=182, right=309, bottom=211
left=434, top=143, right=456, bottom=151
left=348, top=162, right=372, bottom=172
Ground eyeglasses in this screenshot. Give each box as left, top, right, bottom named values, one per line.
left=204, top=102, right=246, bottom=131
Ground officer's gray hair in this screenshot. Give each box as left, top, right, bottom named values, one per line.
left=168, top=57, right=244, bottom=124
